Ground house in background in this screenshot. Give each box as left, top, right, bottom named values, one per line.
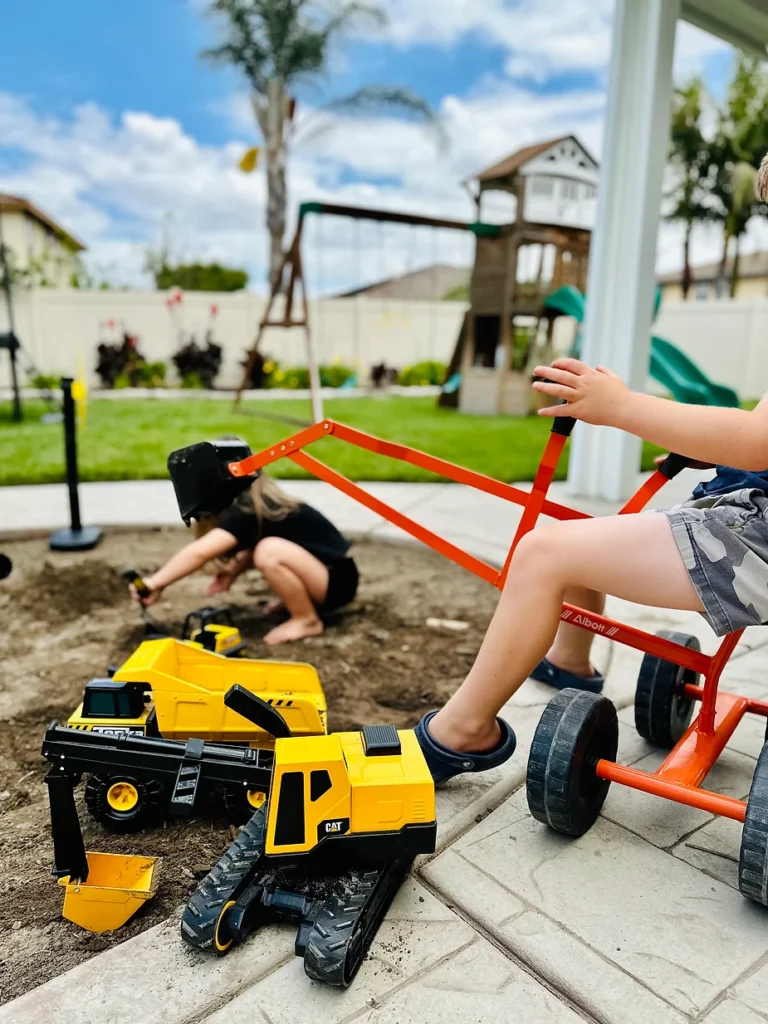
left=658, top=251, right=768, bottom=302
left=337, top=263, right=470, bottom=301
left=467, top=134, right=599, bottom=232
left=0, top=193, right=86, bottom=287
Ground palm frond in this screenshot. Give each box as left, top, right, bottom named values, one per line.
left=318, top=85, right=447, bottom=149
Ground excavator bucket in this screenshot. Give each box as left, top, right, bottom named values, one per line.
left=46, top=771, right=161, bottom=933
left=167, top=440, right=257, bottom=524
left=58, top=853, right=160, bottom=933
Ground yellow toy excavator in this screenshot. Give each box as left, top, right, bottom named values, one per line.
left=181, top=688, right=436, bottom=988
left=64, top=637, right=327, bottom=829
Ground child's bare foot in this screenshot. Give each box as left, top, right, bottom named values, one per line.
left=263, top=615, right=323, bottom=645
left=263, top=597, right=285, bottom=615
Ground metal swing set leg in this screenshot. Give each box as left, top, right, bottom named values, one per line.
left=181, top=413, right=768, bottom=904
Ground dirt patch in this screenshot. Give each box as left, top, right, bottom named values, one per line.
left=0, top=529, right=498, bottom=1004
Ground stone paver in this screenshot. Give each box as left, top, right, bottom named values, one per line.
left=0, top=913, right=294, bottom=1024
left=673, top=814, right=743, bottom=891
left=422, top=789, right=768, bottom=1021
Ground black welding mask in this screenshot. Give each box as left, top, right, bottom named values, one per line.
left=167, top=439, right=258, bottom=525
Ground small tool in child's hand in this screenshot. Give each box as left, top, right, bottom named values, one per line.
left=120, top=568, right=165, bottom=636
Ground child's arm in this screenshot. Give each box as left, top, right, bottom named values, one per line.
left=134, top=529, right=237, bottom=604
left=534, top=359, right=768, bottom=470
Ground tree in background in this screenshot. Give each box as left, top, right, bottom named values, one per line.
left=665, top=78, right=713, bottom=300
left=199, top=0, right=441, bottom=288
left=153, top=262, right=248, bottom=291
left=709, top=54, right=768, bottom=297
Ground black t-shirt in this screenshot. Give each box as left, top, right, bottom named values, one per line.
left=218, top=502, right=351, bottom=566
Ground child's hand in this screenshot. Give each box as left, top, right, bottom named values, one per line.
left=206, top=572, right=234, bottom=596
left=129, top=577, right=163, bottom=606
left=533, top=359, right=629, bottom=426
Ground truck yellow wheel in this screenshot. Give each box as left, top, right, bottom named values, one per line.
left=106, top=781, right=139, bottom=812
left=246, top=790, right=266, bottom=810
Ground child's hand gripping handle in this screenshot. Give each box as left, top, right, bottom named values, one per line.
left=121, top=568, right=152, bottom=602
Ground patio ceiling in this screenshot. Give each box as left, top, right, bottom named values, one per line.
left=682, top=0, right=768, bottom=55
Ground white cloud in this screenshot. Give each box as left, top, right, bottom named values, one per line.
left=0, top=5, right=739, bottom=295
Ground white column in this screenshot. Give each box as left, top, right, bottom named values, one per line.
left=567, top=0, right=680, bottom=501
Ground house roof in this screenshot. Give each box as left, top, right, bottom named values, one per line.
left=336, top=264, right=470, bottom=301
left=469, top=135, right=598, bottom=186
left=0, top=193, right=86, bottom=252
left=658, top=250, right=768, bottom=284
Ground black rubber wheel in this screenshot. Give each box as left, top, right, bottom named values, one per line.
left=84, top=774, right=167, bottom=834
left=634, top=630, right=699, bottom=748
left=527, top=688, right=619, bottom=837
left=739, top=743, right=768, bottom=906
left=181, top=808, right=267, bottom=954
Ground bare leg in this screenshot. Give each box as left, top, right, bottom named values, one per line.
left=430, top=513, right=703, bottom=753
left=253, top=537, right=328, bottom=645
left=545, top=586, right=605, bottom=677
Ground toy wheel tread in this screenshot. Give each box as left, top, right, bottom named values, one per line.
left=739, top=743, right=768, bottom=906
left=181, top=807, right=267, bottom=953
left=84, top=774, right=166, bottom=833
left=527, top=688, right=618, bottom=837
left=635, top=630, right=699, bottom=748
left=303, top=861, right=411, bottom=987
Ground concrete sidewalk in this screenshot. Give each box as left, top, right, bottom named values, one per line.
left=7, top=466, right=768, bottom=1024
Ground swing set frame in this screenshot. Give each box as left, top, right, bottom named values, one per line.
left=235, top=201, right=496, bottom=419
left=224, top=416, right=760, bottom=828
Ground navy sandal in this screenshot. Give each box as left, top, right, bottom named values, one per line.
left=529, top=657, right=604, bottom=694
left=414, top=711, right=516, bottom=784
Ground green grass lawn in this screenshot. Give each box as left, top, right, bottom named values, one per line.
left=0, top=395, right=665, bottom=486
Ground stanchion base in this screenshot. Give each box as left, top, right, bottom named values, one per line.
left=49, top=526, right=103, bottom=552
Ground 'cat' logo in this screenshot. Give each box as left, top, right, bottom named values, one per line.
left=317, top=817, right=350, bottom=841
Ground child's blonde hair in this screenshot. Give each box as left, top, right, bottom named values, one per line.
left=193, top=472, right=301, bottom=540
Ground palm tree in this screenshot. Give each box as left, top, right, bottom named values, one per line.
left=200, top=0, right=441, bottom=288
left=710, top=55, right=768, bottom=297
left=666, top=79, right=712, bottom=300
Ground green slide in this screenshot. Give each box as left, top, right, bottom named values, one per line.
left=543, top=286, right=740, bottom=408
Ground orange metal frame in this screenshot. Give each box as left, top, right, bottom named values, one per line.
left=230, top=419, right=761, bottom=823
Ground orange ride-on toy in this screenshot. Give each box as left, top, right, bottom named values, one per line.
left=167, top=416, right=768, bottom=908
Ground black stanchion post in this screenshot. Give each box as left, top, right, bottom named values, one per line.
left=49, top=378, right=103, bottom=552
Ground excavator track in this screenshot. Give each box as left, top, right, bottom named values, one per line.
left=181, top=806, right=267, bottom=952
left=302, top=858, right=412, bottom=987
left=181, top=805, right=413, bottom=986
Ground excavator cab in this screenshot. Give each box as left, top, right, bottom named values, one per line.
left=264, top=726, right=436, bottom=863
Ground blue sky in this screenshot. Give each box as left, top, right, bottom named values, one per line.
left=0, top=1, right=746, bottom=291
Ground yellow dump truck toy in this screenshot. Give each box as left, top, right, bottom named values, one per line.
left=64, top=637, right=327, bottom=830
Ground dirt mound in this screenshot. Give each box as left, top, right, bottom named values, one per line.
left=14, top=559, right=126, bottom=623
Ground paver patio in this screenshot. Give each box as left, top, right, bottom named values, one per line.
left=2, top=467, right=768, bottom=1023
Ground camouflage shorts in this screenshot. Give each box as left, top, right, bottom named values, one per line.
left=664, top=487, right=768, bottom=637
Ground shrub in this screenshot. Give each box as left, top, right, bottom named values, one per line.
left=265, top=365, right=310, bottom=389
left=172, top=335, right=222, bottom=389
left=153, top=262, right=248, bottom=292
left=398, top=361, right=447, bottom=386
left=319, top=364, right=355, bottom=388
left=29, top=372, right=61, bottom=390
left=136, top=361, right=167, bottom=388
left=180, top=371, right=204, bottom=389
left=96, top=333, right=150, bottom=388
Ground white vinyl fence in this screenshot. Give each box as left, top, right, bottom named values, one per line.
left=0, top=289, right=466, bottom=389
left=0, top=288, right=762, bottom=401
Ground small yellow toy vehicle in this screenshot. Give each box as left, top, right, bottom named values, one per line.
left=182, top=693, right=436, bottom=988
left=64, top=638, right=327, bottom=830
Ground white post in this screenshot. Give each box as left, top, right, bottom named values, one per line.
left=567, top=0, right=680, bottom=501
